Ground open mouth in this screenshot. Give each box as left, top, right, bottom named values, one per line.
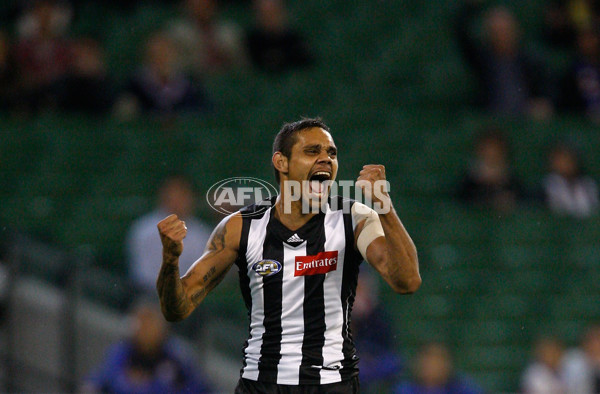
left=308, top=171, right=331, bottom=195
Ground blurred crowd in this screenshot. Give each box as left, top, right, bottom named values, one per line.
left=81, top=300, right=214, bottom=393
left=454, top=0, right=600, bottom=218
left=1, top=0, right=599, bottom=219
left=3, top=0, right=600, bottom=123
left=454, top=0, right=600, bottom=122
left=0, top=0, right=314, bottom=119
left=521, top=325, right=600, bottom=394
left=388, top=324, right=600, bottom=394
left=456, top=126, right=599, bottom=218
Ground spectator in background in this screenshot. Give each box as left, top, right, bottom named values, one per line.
left=0, top=31, right=16, bottom=111
left=165, top=0, right=246, bottom=76
left=352, top=271, right=403, bottom=392
left=558, top=26, right=600, bottom=121
left=114, top=32, right=211, bottom=120
left=82, top=300, right=213, bottom=393
left=393, top=342, right=481, bottom=394
left=562, top=323, right=600, bottom=394
left=126, top=174, right=212, bottom=297
left=454, top=1, right=554, bottom=119
left=457, top=128, right=525, bottom=212
left=246, top=0, right=314, bottom=73
left=521, top=335, right=567, bottom=394
left=13, top=0, right=73, bottom=114
left=542, top=142, right=599, bottom=218
left=15, top=0, right=72, bottom=42
left=57, top=38, right=115, bottom=115
left=543, top=0, right=599, bottom=49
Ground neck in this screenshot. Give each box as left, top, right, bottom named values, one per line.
left=273, top=194, right=317, bottom=231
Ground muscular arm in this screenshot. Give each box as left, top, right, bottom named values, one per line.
left=361, top=205, right=420, bottom=294
left=156, top=213, right=241, bottom=322
left=355, top=165, right=421, bottom=294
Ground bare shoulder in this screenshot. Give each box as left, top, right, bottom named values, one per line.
left=206, top=212, right=243, bottom=255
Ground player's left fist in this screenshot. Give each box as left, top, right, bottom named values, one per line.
left=356, top=165, right=391, bottom=212
left=358, top=164, right=387, bottom=184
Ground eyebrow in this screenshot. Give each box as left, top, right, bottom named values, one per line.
left=303, top=144, right=337, bottom=152
left=303, top=144, right=321, bottom=149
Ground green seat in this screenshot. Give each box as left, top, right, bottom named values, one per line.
left=453, top=319, right=529, bottom=346
left=550, top=295, right=600, bottom=320
left=493, top=213, right=561, bottom=246
left=420, top=267, right=473, bottom=294
left=498, top=244, right=558, bottom=270
left=458, top=344, right=528, bottom=371
left=566, top=244, right=600, bottom=268
left=500, top=270, right=560, bottom=295
left=471, top=295, right=532, bottom=319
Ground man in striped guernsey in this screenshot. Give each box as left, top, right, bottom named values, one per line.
left=156, top=118, right=421, bottom=393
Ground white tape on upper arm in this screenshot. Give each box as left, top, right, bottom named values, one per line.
left=352, top=203, right=385, bottom=262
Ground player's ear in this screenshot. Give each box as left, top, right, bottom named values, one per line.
left=272, top=152, right=288, bottom=174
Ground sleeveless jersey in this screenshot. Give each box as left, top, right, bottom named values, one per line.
left=235, top=196, right=364, bottom=385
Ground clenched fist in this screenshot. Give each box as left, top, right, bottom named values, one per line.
left=157, top=214, right=187, bottom=258
left=356, top=164, right=392, bottom=213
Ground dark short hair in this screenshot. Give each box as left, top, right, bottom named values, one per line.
left=272, top=118, right=330, bottom=184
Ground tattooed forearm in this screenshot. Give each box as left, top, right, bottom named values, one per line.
left=207, top=268, right=229, bottom=291
left=191, top=288, right=208, bottom=307
left=157, top=217, right=238, bottom=320
left=156, top=264, right=175, bottom=296
left=203, top=266, right=217, bottom=283
left=190, top=264, right=232, bottom=307
left=156, top=261, right=190, bottom=322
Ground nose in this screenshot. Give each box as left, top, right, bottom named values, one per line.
left=317, top=150, right=333, bottom=164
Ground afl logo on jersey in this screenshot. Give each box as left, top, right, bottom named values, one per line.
left=252, top=260, right=282, bottom=277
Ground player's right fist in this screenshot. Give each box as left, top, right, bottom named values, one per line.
left=157, top=214, right=187, bottom=258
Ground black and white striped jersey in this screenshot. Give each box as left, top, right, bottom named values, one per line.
left=235, top=196, right=364, bottom=385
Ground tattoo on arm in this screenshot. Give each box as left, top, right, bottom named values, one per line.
left=159, top=221, right=235, bottom=316
left=203, top=266, right=217, bottom=283
left=207, top=224, right=227, bottom=254
left=207, top=269, right=228, bottom=291
left=191, top=266, right=230, bottom=307
left=191, top=288, right=208, bottom=306
left=156, top=262, right=189, bottom=320
left=157, top=263, right=179, bottom=297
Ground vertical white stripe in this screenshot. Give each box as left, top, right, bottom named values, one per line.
left=320, top=208, right=346, bottom=383
left=277, top=242, right=307, bottom=384
left=241, top=208, right=272, bottom=381
left=245, top=208, right=272, bottom=264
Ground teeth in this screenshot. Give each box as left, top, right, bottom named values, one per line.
left=313, top=171, right=330, bottom=177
